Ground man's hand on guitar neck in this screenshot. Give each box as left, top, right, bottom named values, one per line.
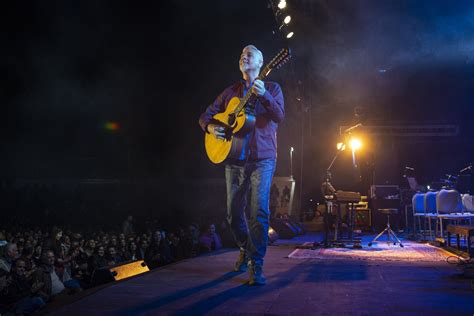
left=207, top=124, right=227, bottom=140
left=251, top=79, right=266, bottom=97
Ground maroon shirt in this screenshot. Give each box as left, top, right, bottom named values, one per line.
left=199, top=80, right=284, bottom=160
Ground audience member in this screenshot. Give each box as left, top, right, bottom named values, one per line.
left=122, top=215, right=134, bottom=236
left=88, top=246, right=108, bottom=273
left=32, top=250, right=80, bottom=302
left=0, top=243, right=19, bottom=272
left=105, top=246, right=123, bottom=266
left=3, top=258, right=45, bottom=314
left=42, top=227, right=64, bottom=260
left=199, top=224, right=222, bottom=253
left=144, top=230, right=171, bottom=269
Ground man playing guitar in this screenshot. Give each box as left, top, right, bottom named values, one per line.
left=199, top=45, right=284, bottom=285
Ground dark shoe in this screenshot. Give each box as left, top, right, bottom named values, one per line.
left=233, top=250, right=248, bottom=272
left=248, top=262, right=266, bottom=285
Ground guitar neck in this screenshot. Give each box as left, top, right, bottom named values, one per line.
left=232, top=72, right=268, bottom=115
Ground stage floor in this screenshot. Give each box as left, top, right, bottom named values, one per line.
left=48, top=233, right=474, bottom=316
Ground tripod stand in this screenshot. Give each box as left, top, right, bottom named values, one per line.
left=368, top=208, right=404, bottom=247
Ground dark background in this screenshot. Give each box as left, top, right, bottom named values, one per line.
left=2, top=0, right=474, bottom=221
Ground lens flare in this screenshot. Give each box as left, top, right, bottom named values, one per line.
left=349, top=138, right=362, bottom=150
left=104, top=121, right=120, bottom=132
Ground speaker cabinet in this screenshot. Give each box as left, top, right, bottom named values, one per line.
left=270, top=218, right=306, bottom=239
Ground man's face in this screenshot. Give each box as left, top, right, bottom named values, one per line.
left=14, top=260, right=26, bottom=276
left=13, top=260, right=26, bottom=276
left=46, top=252, right=55, bottom=266
left=98, top=247, right=105, bottom=256
left=154, top=231, right=162, bottom=243
left=239, top=47, right=263, bottom=73
left=208, top=225, right=216, bottom=234
left=7, top=245, right=19, bottom=260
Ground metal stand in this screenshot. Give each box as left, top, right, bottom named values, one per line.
left=368, top=211, right=404, bottom=247
left=318, top=131, right=362, bottom=249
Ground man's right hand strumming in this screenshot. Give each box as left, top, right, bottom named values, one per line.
left=207, top=124, right=226, bottom=140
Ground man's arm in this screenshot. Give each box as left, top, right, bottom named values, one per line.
left=199, top=87, right=233, bottom=140
left=198, top=88, right=229, bottom=132
left=256, top=81, right=284, bottom=123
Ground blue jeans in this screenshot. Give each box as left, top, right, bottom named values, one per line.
left=225, top=158, right=276, bottom=266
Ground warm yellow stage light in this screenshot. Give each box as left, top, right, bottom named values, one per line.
left=284, top=15, right=291, bottom=24
left=349, top=138, right=362, bottom=150
left=336, top=142, right=346, bottom=151
left=278, top=0, right=287, bottom=9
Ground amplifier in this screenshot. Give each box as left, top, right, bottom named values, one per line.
left=370, top=185, right=400, bottom=199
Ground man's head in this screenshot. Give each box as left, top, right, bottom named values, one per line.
left=107, top=246, right=116, bottom=257
left=153, top=230, right=162, bottom=244
left=52, top=228, right=63, bottom=241
left=12, top=258, right=27, bottom=277
left=87, top=239, right=96, bottom=249
left=5, top=243, right=19, bottom=260
left=41, top=250, right=55, bottom=267
left=239, top=45, right=263, bottom=74
left=208, top=224, right=216, bottom=234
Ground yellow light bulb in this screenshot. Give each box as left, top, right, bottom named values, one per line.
left=349, top=138, right=362, bottom=150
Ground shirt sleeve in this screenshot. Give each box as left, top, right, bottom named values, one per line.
left=258, top=82, right=284, bottom=123
left=198, top=87, right=230, bottom=133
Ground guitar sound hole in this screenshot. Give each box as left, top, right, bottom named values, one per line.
left=228, top=114, right=236, bottom=126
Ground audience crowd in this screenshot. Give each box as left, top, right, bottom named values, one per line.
left=0, top=215, right=227, bottom=315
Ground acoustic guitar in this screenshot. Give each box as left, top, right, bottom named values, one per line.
left=205, top=48, right=291, bottom=164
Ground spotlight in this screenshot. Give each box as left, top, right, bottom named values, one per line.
left=278, top=0, right=287, bottom=9
left=336, top=142, right=346, bottom=151
left=349, top=138, right=362, bottom=151
left=279, top=23, right=294, bottom=39
left=284, top=15, right=291, bottom=24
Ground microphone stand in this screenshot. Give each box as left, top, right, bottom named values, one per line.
left=319, top=147, right=344, bottom=248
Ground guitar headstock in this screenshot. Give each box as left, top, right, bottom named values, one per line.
left=260, top=48, right=292, bottom=78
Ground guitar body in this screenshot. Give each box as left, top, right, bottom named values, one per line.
left=205, top=96, right=256, bottom=164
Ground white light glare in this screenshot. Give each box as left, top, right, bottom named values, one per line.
left=349, top=138, right=362, bottom=150
left=286, top=31, right=294, bottom=39
left=284, top=15, right=291, bottom=24
left=336, top=142, right=346, bottom=151
left=278, top=0, right=287, bottom=9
